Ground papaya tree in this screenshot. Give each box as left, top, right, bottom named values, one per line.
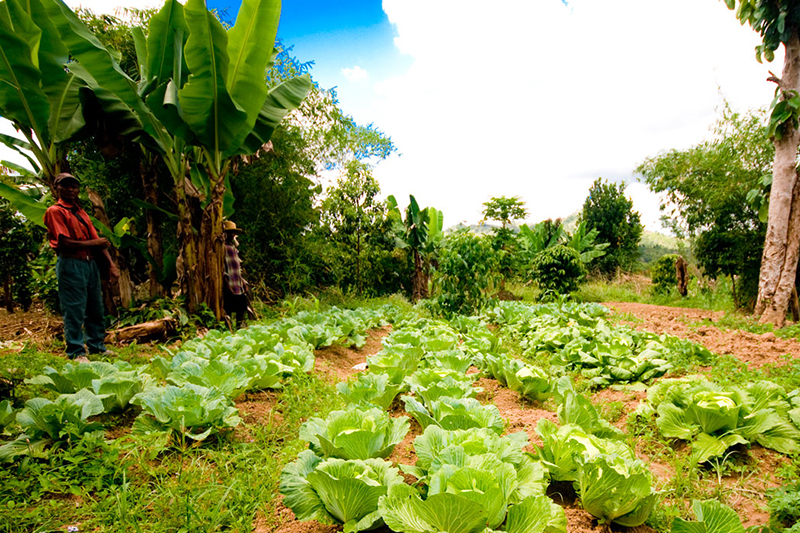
left=723, top=0, right=800, bottom=325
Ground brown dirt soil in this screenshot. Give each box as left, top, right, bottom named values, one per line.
left=605, top=301, right=800, bottom=369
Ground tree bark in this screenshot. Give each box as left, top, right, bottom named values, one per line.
left=86, top=188, right=134, bottom=312
left=141, top=155, right=165, bottom=298
left=198, top=174, right=226, bottom=320
left=4, top=274, right=13, bottom=313
left=176, top=178, right=203, bottom=315
left=412, top=249, right=425, bottom=302
left=792, top=286, right=800, bottom=322
left=756, top=31, right=800, bottom=327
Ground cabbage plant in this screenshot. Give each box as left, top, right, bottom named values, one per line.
left=405, top=368, right=477, bottom=405
left=670, top=499, right=745, bottom=533
left=280, top=449, right=404, bottom=532
left=403, top=426, right=548, bottom=504
left=336, top=372, right=404, bottom=410
left=402, top=396, right=504, bottom=434
left=26, top=360, right=133, bottom=394
left=131, top=384, right=240, bottom=443
left=0, top=389, right=105, bottom=461
left=575, top=452, right=657, bottom=527
left=378, top=484, right=565, bottom=533
left=0, top=400, right=15, bottom=434
left=367, top=347, right=423, bottom=384
left=654, top=380, right=800, bottom=463
left=535, top=419, right=632, bottom=482
left=299, top=406, right=409, bottom=460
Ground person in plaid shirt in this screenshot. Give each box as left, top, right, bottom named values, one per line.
left=223, top=220, right=248, bottom=327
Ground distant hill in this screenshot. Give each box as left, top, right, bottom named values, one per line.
left=639, top=231, right=688, bottom=266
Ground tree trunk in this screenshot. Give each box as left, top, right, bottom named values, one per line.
left=198, top=175, right=226, bottom=320
left=86, top=188, right=134, bottom=312
left=412, top=249, right=424, bottom=302
left=4, top=274, right=12, bottom=313
left=792, top=286, right=800, bottom=322
left=141, top=155, right=165, bottom=298
left=756, top=31, right=800, bottom=327
left=176, top=178, right=203, bottom=315
left=731, top=274, right=739, bottom=309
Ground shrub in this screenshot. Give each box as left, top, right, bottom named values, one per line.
left=530, top=245, right=586, bottom=297
left=650, top=254, right=679, bottom=294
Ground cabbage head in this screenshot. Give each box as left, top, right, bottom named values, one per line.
left=299, top=406, right=409, bottom=460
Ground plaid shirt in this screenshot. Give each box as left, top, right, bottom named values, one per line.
left=224, top=243, right=246, bottom=295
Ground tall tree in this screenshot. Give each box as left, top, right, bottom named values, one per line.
left=723, top=1, right=800, bottom=325
left=637, top=105, right=771, bottom=308
left=580, top=178, right=642, bottom=275
left=482, top=196, right=527, bottom=290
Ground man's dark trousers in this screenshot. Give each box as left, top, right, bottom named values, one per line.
left=56, top=257, right=107, bottom=357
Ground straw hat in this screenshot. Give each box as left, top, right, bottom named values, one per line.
left=223, top=220, right=243, bottom=233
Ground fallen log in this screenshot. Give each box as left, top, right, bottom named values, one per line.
left=105, top=317, right=177, bottom=344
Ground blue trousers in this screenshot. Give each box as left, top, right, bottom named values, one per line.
left=56, top=257, right=107, bottom=357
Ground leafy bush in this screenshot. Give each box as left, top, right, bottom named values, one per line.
left=432, top=229, right=498, bottom=317
left=650, top=254, right=679, bottom=294
left=530, top=245, right=586, bottom=297
left=769, top=485, right=800, bottom=531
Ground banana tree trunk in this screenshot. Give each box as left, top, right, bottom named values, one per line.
left=412, top=249, right=427, bottom=302
left=86, top=188, right=133, bottom=312
left=198, top=174, right=226, bottom=320
left=756, top=32, right=800, bottom=327
left=141, top=156, right=165, bottom=298
left=176, top=178, right=203, bottom=314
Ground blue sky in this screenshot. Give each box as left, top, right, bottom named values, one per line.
left=3, top=0, right=782, bottom=231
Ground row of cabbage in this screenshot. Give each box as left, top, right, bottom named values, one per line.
left=278, top=313, right=664, bottom=532
left=488, top=300, right=800, bottom=465
left=0, top=306, right=390, bottom=460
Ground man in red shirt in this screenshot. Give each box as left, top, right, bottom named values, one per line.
left=43, top=173, right=119, bottom=361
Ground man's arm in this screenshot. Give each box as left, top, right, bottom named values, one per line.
left=58, top=236, right=111, bottom=251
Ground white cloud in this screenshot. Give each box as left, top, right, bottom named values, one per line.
left=65, top=0, right=163, bottom=15
left=342, top=66, right=370, bottom=82
left=365, top=0, right=779, bottom=231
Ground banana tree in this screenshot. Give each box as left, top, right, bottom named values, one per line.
left=39, top=0, right=311, bottom=318
left=388, top=195, right=443, bottom=301
left=0, top=0, right=87, bottom=188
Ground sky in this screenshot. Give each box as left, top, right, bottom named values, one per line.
left=10, top=0, right=784, bottom=232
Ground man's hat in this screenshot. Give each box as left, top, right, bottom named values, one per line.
left=223, top=220, right=243, bottom=233
left=54, top=172, right=79, bottom=186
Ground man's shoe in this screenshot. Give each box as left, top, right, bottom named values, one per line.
left=74, top=356, right=90, bottom=363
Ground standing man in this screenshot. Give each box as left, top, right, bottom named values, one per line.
left=222, top=220, right=248, bottom=328
left=44, top=173, right=119, bottom=361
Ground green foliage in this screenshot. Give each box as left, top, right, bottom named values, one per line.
left=0, top=200, right=40, bottom=311
left=530, top=245, right=586, bottom=297
left=315, top=161, right=408, bottom=296
left=651, top=254, right=680, bottom=294
left=432, top=229, right=498, bottom=316
left=581, top=178, right=643, bottom=275
left=769, top=485, right=800, bottom=531
left=482, top=196, right=528, bottom=229
left=638, top=106, right=770, bottom=308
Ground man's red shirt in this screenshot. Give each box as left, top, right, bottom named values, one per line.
left=43, top=199, right=99, bottom=258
